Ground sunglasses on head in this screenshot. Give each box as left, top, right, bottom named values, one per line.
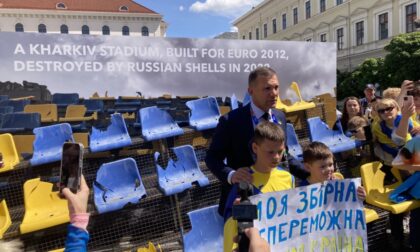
left=377, top=106, right=394, bottom=114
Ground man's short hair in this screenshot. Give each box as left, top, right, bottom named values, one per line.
left=302, top=142, right=333, bottom=164
left=383, top=87, right=401, bottom=100
left=252, top=121, right=285, bottom=145
left=347, top=116, right=368, bottom=131
left=248, top=67, right=277, bottom=87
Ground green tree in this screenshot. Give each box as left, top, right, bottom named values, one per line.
left=383, top=32, right=420, bottom=86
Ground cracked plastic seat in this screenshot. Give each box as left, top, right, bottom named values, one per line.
left=59, top=105, right=94, bottom=122
left=20, top=178, right=69, bottom=234
left=90, top=113, right=132, bottom=153
left=183, top=205, right=224, bottom=252
left=275, top=82, right=316, bottom=112
left=361, top=162, right=420, bottom=214
left=0, top=200, right=11, bottom=238
left=30, top=123, right=74, bottom=166
left=0, top=112, right=41, bottom=134
left=286, top=123, right=303, bottom=160
left=83, top=99, right=104, bottom=114
left=186, top=97, right=220, bottom=131
left=308, top=117, right=361, bottom=154
left=140, top=106, right=183, bottom=141
left=154, top=145, right=209, bottom=196
left=0, top=133, right=20, bottom=173
left=24, top=104, right=58, bottom=123
left=52, top=93, right=79, bottom=108
left=94, top=158, right=146, bottom=214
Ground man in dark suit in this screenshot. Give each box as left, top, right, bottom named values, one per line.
left=205, top=67, right=309, bottom=215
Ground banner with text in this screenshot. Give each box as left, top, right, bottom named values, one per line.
left=250, top=178, right=367, bottom=252
left=0, top=32, right=336, bottom=99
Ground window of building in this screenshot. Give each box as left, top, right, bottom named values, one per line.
left=242, top=35, right=246, bottom=40
left=356, top=21, right=364, bottom=46
left=337, top=28, right=344, bottom=50
left=15, top=23, right=24, bottom=32
left=60, top=24, right=68, bottom=34
left=272, top=18, right=277, bottom=34
left=82, top=25, right=90, bottom=35
left=378, top=13, right=388, bottom=40
left=256, top=28, right=260, bottom=40
left=305, top=1, right=311, bottom=19
left=406, top=3, right=417, bottom=33
left=249, top=31, right=252, bottom=40
left=141, top=26, right=149, bottom=36
left=122, top=26, right=130, bottom=36
left=282, top=13, right=287, bottom=30
left=56, top=2, right=66, bottom=9
left=336, top=0, right=343, bottom=5
left=293, top=8, right=298, bottom=25
left=320, top=0, right=326, bottom=13
left=38, top=24, right=47, bottom=33
left=320, top=33, right=327, bottom=42
left=102, top=25, right=110, bottom=35
left=119, top=6, right=129, bottom=12
left=263, top=23, right=267, bottom=38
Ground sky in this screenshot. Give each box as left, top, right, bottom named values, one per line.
left=134, top=0, right=265, bottom=38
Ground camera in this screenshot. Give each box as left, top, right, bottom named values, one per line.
left=232, top=182, right=258, bottom=252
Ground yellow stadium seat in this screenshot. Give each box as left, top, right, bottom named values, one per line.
left=361, top=162, right=420, bottom=214
left=20, top=178, right=69, bottom=234
left=24, top=104, right=58, bottom=123
left=59, top=105, right=94, bottom=122
left=0, top=200, right=12, bottom=239
left=219, top=106, right=231, bottom=115
left=364, top=208, right=379, bottom=223
left=333, top=172, right=379, bottom=223
left=73, top=132, right=89, bottom=148
left=13, top=135, right=35, bottom=160
left=48, top=249, right=64, bottom=252
left=0, top=133, right=20, bottom=173
left=276, top=82, right=316, bottom=113
left=137, top=242, right=162, bottom=252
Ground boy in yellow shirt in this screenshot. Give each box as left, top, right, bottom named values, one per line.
left=223, top=121, right=294, bottom=251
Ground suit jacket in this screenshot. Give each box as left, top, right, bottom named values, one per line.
left=205, top=104, right=308, bottom=215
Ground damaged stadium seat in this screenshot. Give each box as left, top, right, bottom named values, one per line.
left=52, top=93, right=79, bottom=108
left=0, top=133, right=20, bottom=173
left=24, top=104, right=58, bottom=123
left=286, top=123, right=303, bottom=160
left=275, top=82, right=316, bottom=112
left=140, top=106, right=183, bottom=141
left=0, top=112, right=41, bottom=134
left=0, top=199, right=12, bottom=238
left=154, top=145, right=209, bottom=196
left=186, top=97, right=220, bottom=131
left=94, top=158, right=146, bottom=214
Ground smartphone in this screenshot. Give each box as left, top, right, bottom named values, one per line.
left=60, top=143, right=83, bottom=193
left=404, top=95, right=414, bottom=107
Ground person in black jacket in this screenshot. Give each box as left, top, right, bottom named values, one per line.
left=205, top=66, right=308, bottom=215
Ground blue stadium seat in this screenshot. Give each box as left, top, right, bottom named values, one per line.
left=286, top=123, right=303, bottom=160
left=183, top=205, right=224, bottom=252
left=93, top=158, right=146, bottom=214
left=186, top=97, right=220, bottom=131
left=242, top=92, right=251, bottom=106
left=52, top=93, right=79, bottom=108
left=0, top=100, right=30, bottom=112
left=0, top=106, right=13, bottom=115
left=107, top=97, right=141, bottom=113
left=231, top=94, right=239, bottom=110
left=307, top=117, right=362, bottom=153
left=83, top=99, right=104, bottom=113
left=0, top=95, right=8, bottom=102
left=30, top=123, right=74, bottom=166
left=154, top=145, right=209, bottom=196
left=0, top=113, right=41, bottom=134
left=90, top=113, right=132, bottom=153
left=140, top=106, right=183, bottom=141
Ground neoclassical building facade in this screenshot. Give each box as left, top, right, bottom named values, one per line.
left=0, top=0, right=167, bottom=37
left=233, top=0, right=418, bottom=71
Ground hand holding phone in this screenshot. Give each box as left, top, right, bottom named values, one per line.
left=60, top=143, right=83, bottom=194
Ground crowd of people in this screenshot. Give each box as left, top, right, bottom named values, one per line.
left=206, top=67, right=419, bottom=251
